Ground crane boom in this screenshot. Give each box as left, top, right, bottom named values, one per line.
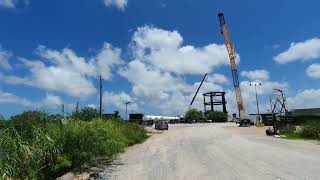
left=218, top=12, right=246, bottom=118
left=190, top=73, right=208, bottom=106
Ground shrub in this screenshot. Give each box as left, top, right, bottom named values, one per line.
left=0, top=127, right=60, bottom=179
left=292, top=115, right=320, bottom=125
left=185, top=109, right=204, bottom=122
left=0, top=115, right=7, bottom=129
left=206, top=111, right=228, bottom=122
left=61, top=119, right=128, bottom=167
left=9, top=111, right=49, bottom=134
left=115, top=120, right=148, bottom=145
left=0, top=115, right=148, bottom=179
left=300, top=125, right=320, bottom=139
left=80, top=107, right=99, bottom=121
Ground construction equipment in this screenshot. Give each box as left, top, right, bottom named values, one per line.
left=267, top=88, right=292, bottom=135
left=190, top=73, right=208, bottom=106
left=218, top=12, right=251, bottom=126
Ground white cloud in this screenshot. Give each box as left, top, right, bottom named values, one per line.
left=0, top=0, right=28, bottom=8
left=241, top=70, right=270, bottom=81
left=93, top=43, right=123, bottom=80
left=0, top=47, right=12, bottom=70
left=131, top=26, right=230, bottom=75
left=0, top=90, right=31, bottom=106
left=287, top=89, right=320, bottom=109
left=0, top=43, right=123, bottom=98
left=274, top=38, right=320, bottom=64
left=0, top=91, right=62, bottom=109
left=119, top=60, right=190, bottom=102
left=206, top=73, right=228, bottom=84
left=87, top=104, right=96, bottom=108
left=306, top=63, right=320, bottom=79
left=103, top=91, right=139, bottom=112
left=104, top=0, right=128, bottom=11
left=0, top=0, right=17, bottom=8
left=39, top=94, right=63, bottom=109
left=18, top=57, right=97, bottom=98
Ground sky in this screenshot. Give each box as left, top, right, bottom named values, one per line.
left=0, top=0, right=320, bottom=118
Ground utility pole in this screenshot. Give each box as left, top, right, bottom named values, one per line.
left=99, top=75, right=103, bottom=118
left=125, top=101, right=131, bottom=120
left=250, top=83, right=262, bottom=126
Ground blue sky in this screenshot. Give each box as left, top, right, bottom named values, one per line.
left=0, top=0, right=320, bottom=118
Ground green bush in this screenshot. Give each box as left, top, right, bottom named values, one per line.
left=0, top=127, right=60, bottom=179
left=292, top=115, right=320, bottom=125
left=116, top=121, right=149, bottom=145
left=9, top=111, right=50, bottom=134
left=79, top=107, right=99, bottom=121
left=0, top=115, right=7, bottom=129
left=279, top=125, right=296, bottom=134
left=0, top=116, right=148, bottom=179
left=206, top=111, right=228, bottom=122
left=300, top=125, right=320, bottom=139
left=185, top=109, right=204, bottom=122
left=61, top=119, right=128, bottom=167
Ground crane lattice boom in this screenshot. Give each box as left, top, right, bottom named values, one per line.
left=218, top=12, right=246, bottom=118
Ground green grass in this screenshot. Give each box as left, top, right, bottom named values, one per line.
left=0, top=117, right=148, bottom=179
left=281, top=133, right=319, bottom=141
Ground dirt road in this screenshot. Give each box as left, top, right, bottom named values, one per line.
left=105, top=123, right=320, bottom=180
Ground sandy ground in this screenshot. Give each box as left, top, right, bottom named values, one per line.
left=102, top=123, right=320, bottom=180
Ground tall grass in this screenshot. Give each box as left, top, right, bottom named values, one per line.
left=0, top=117, right=148, bottom=179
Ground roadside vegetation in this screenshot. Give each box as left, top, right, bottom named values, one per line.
left=278, top=115, right=320, bottom=140
left=0, top=107, right=148, bottom=179
left=185, top=109, right=227, bottom=123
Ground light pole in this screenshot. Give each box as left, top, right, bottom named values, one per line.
left=250, top=83, right=262, bottom=124
left=125, top=101, right=131, bottom=120
left=99, top=75, right=103, bottom=118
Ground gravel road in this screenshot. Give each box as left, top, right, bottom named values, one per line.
left=105, top=123, right=320, bottom=180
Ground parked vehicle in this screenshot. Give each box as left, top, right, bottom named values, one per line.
left=155, top=120, right=169, bottom=130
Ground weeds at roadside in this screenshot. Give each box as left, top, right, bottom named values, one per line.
left=0, top=109, right=148, bottom=179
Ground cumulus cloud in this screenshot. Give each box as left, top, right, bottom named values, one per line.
left=0, top=91, right=63, bottom=109
left=104, top=0, right=128, bottom=11
left=87, top=104, right=96, bottom=108
left=274, top=38, right=320, bottom=64
left=287, top=89, right=320, bottom=109
left=131, top=26, right=230, bottom=75
left=103, top=91, right=139, bottom=112
left=241, top=70, right=270, bottom=81
left=119, top=60, right=191, bottom=103
left=0, top=90, right=31, bottom=106
left=0, top=46, right=12, bottom=70
left=206, top=73, right=229, bottom=84
left=39, top=94, right=63, bottom=109
left=0, top=0, right=17, bottom=8
left=93, top=43, right=124, bottom=80
left=0, top=43, right=123, bottom=98
left=0, top=0, right=29, bottom=8
left=306, top=63, right=320, bottom=79
left=235, top=70, right=288, bottom=114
